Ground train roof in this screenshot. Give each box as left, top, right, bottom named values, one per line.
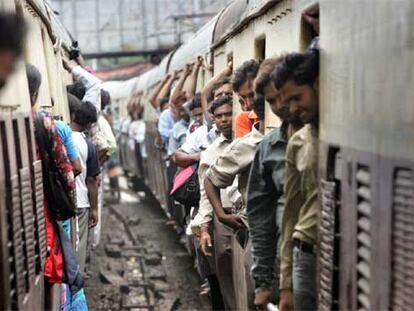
left=168, top=13, right=220, bottom=72
left=109, top=0, right=284, bottom=98
left=212, top=0, right=281, bottom=48
left=27, top=0, right=73, bottom=51
left=135, top=51, right=174, bottom=92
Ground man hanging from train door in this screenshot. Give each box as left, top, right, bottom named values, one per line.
left=203, top=94, right=267, bottom=310
left=68, top=94, right=101, bottom=274
left=272, top=50, right=320, bottom=311
left=191, top=95, right=235, bottom=310
left=245, top=58, right=304, bottom=310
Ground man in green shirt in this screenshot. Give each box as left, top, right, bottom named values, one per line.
left=272, top=50, right=320, bottom=311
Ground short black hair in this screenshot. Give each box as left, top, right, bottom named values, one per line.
left=68, top=93, right=82, bottom=115
left=159, top=97, right=169, bottom=107
left=232, top=59, right=260, bottom=92
left=188, top=93, right=202, bottom=111
left=73, top=101, right=97, bottom=126
left=207, top=91, right=214, bottom=104
left=253, top=94, right=265, bottom=120
left=101, top=89, right=111, bottom=110
left=26, top=64, right=41, bottom=100
left=210, top=95, right=233, bottom=114
left=271, top=50, right=319, bottom=89
left=0, top=12, right=26, bottom=55
left=67, top=81, right=86, bottom=100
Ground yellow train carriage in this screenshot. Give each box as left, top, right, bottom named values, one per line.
left=0, top=1, right=74, bottom=309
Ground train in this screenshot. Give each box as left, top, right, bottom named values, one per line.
left=1, top=0, right=413, bottom=310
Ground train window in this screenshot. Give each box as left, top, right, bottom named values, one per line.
left=40, top=28, right=54, bottom=108
left=255, top=36, right=266, bottom=61
left=227, top=53, right=233, bottom=63
left=300, top=4, right=319, bottom=51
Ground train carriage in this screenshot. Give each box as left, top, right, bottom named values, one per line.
left=319, top=1, right=414, bottom=310
left=0, top=1, right=74, bottom=309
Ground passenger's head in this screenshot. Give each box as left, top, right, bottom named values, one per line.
left=189, top=93, right=203, bottom=125
left=254, top=58, right=288, bottom=120
left=101, top=89, right=111, bottom=111
left=69, top=96, right=97, bottom=130
left=68, top=93, right=82, bottom=121
left=232, top=59, right=260, bottom=111
left=176, top=104, right=189, bottom=122
left=175, top=91, right=187, bottom=108
left=134, top=104, right=144, bottom=120
left=210, top=95, right=233, bottom=139
left=67, top=81, right=86, bottom=100
left=211, top=78, right=232, bottom=100
left=159, top=97, right=169, bottom=111
left=25, top=64, right=42, bottom=106
left=271, top=50, right=319, bottom=124
left=0, top=12, right=26, bottom=89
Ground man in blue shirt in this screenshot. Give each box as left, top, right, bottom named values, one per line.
left=55, top=120, right=81, bottom=176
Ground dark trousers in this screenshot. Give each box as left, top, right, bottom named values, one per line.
left=292, top=246, right=317, bottom=310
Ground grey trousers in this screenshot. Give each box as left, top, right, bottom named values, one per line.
left=75, top=208, right=90, bottom=274
left=232, top=237, right=255, bottom=310
left=214, top=216, right=237, bottom=310
left=214, top=217, right=255, bottom=310
left=292, top=246, right=317, bottom=311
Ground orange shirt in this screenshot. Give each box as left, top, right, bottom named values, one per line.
left=234, top=111, right=259, bottom=138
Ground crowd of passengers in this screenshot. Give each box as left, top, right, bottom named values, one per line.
left=120, top=20, right=320, bottom=311
left=0, top=8, right=321, bottom=311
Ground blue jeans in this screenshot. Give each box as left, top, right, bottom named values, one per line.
left=293, top=246, right=317, bottom=310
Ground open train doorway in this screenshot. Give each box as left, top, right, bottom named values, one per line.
left=300, top=3, right=319, bottom=51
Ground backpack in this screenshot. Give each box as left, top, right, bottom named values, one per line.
left=170, top=163, right=200, bottom=208
left=35, top=113, right=76, bottom=221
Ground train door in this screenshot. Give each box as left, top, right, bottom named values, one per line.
left=299, top=2, right=319, bottom=52
left=298, top=3, right=343, bottom=310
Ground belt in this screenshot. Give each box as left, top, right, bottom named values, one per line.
left=293, top=238, right=315, bottom=254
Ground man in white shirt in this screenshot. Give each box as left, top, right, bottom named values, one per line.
left=68, top=94, right=101, bottom=273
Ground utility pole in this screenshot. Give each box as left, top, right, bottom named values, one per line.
left=95, top=0, right=101, bottom=52
left=141, top=0, right=148, bottom=50
left=71, top=0, right=78, bottom=39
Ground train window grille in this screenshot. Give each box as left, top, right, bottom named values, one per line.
left=391, top=168, right=414, bottom=309
left=318, top=149, right=341, bottom=310
left=13, top=119, right=34, bottom=295
left=25, top=116, right=46, bottom=274
left=1, top=120, right=25, bottom=309
left=355, top=164, right=372, bottom=310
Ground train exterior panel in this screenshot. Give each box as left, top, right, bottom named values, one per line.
left=318, top=1, right=414, bottom=310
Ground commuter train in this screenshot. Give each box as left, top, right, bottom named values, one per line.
left=1, top=0, right=413, bottom=310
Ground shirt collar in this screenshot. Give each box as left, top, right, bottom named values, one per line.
left=246, top=122, right=264, bottom=143
left=216, top=133, right=232, bottom=144
left=270, top=121, right=289, bottom=145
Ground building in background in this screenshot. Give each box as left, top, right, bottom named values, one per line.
left=49, top=0, right=231, bottom=71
